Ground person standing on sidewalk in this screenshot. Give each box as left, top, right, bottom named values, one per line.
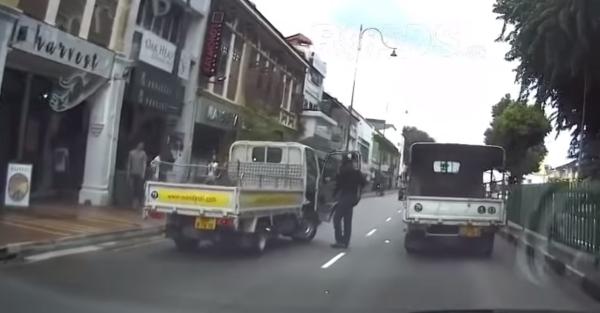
left=331, top=156, right=366, bottom=249
left=127, top=142, right=148, bottom=208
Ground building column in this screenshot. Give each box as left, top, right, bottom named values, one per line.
left=175, top=13, right=209, bottom=165
left=79, top=56, right=131, bottom=206
left=0, top=6, right=17, bottom=90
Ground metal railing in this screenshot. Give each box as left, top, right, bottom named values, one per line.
left=506, top=181, right=600, bottom=255
left=150, top=161, right=304, bottom=190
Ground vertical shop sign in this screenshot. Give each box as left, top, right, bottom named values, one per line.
left=4, top=163, right=33, bottom=208
left=200, top=11, right=225, bottom=77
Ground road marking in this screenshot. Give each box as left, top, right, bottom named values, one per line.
left=98, top=241, right=118, bottom=247
left=321, top=252, right=346, bottom=269
left=366, top=228, right=377, bottom=237
left=385, top=217, right=392, bottom=222
left=26, top=246, right=102, bottom=263
left=109, top=237, right=165, bottom=252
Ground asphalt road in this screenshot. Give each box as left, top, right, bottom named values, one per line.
left=1, top=195, right=599, bottom=313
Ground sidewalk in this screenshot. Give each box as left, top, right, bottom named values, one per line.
left=0, top=205, right=164, bottom=260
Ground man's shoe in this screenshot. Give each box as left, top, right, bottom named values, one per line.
left=330, top=243, right=345, bottom=249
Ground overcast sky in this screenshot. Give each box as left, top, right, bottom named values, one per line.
left=251, top=0, right=572, bottom=167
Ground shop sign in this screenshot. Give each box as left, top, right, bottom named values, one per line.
left=139, top=30, right=176, bottom=73
left=11, top=15, right=114, bottom=78
left=196, top=98, right=239, bottom=130
left=128, top=62, right=182, bottom=114
left=4, top=163, right=32, bottom=208
left=200, top=11, right=225, bottom=77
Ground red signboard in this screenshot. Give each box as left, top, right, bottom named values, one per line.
left=200, top=11, right=225, bottom=77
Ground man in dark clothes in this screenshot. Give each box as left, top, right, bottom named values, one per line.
left=332, top=156, right=366, bottom=249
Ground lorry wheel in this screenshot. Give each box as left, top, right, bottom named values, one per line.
left=249, top=232, right=268, bottom=255
left=404, top=230, right=420, bottom=254
left=174, top=237, right=198, bottom=252
left=480, top=234, right=495, bottom=257
left=291, top=218, right=318, bottom=242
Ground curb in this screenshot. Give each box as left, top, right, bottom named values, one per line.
left=498, top=227, right=600, bottom=301
left=0, top=225, right=165, bottom=262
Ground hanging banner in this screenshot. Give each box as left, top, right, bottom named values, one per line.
left=4, top=163, right=33, bottom=208
left=47, top=71, right=107, bottom=112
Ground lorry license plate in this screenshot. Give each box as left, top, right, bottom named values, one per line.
left=195, top=217, right=216, bottom=230
left=460, top=226, right=481, bottom=237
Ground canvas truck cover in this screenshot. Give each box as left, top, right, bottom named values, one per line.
left=408, top=143, right=505, bottom=198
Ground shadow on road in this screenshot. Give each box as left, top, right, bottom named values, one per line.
left=403, top=244, right=494, bottom=261
left=151, top=237, right=306, bottom=262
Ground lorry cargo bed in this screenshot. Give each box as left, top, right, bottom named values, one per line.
left=145, top=181, right=305, bottom=217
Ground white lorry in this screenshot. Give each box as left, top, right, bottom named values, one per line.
left=402, top=143, right=507, bottom=256
left=144, top=140, right=357, bottom=253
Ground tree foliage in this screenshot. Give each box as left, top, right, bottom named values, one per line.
left=494, top=0, right=600, bottom=159
left=484, top=94, right=551, bottom=182
left=402, top=126, right=435, bottom=165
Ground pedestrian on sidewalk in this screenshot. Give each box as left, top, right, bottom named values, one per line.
left=205, top=154, right=219, bottom=185
left=127, top=142, right=148, bottom=209
left=331, top=155, right=366, bottom=249
left=150, top=154, right=161, bottom=181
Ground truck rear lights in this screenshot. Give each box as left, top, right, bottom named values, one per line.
left=217, top=218, right=234, bottom=227
left=488, top=207, right=496, bottom=214
left=414, top=203, right=423, bottom=212
left=477, top=206, right=486, bottom=214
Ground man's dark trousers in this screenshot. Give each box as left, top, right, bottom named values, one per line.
left=333, top=195, right=356, bottom=246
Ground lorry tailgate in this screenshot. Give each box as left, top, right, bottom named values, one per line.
left=405, top=196, right=505, bottom=224
left=145, top=181, right=237, bottom=216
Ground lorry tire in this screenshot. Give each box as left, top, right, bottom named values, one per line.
left=479, top=234, right=495, bottom=257
left=243, top=232, right=267, bottom=255
left=291, top=218, right=318, bottom=242
left=174, top=237, right=198, bottom=252
left=404, top=230, right=420, bottom=253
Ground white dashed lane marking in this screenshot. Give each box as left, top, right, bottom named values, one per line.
left=26, top=246, right=102, bottom=263
left=366, top=228, right=377, bottom=237
left=321, top=252, right=346, bottom=269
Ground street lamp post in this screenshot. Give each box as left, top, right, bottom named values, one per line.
left=344, top=25, right=397, bottom=151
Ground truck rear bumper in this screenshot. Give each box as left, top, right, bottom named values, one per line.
left=407, top=223, right=499, bottom=237
left=165, top=214, right=240, bottom=242
left=403, top=218, right=505, bottom=227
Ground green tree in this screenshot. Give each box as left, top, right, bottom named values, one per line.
left=484, top=94, right=551, bottom=183
left=402, top=126, right=435, bottom=165
left=494, top=0, right=600, bottom=163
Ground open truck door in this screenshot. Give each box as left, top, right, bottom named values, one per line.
left=316, top=151, right=362, bottom=223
